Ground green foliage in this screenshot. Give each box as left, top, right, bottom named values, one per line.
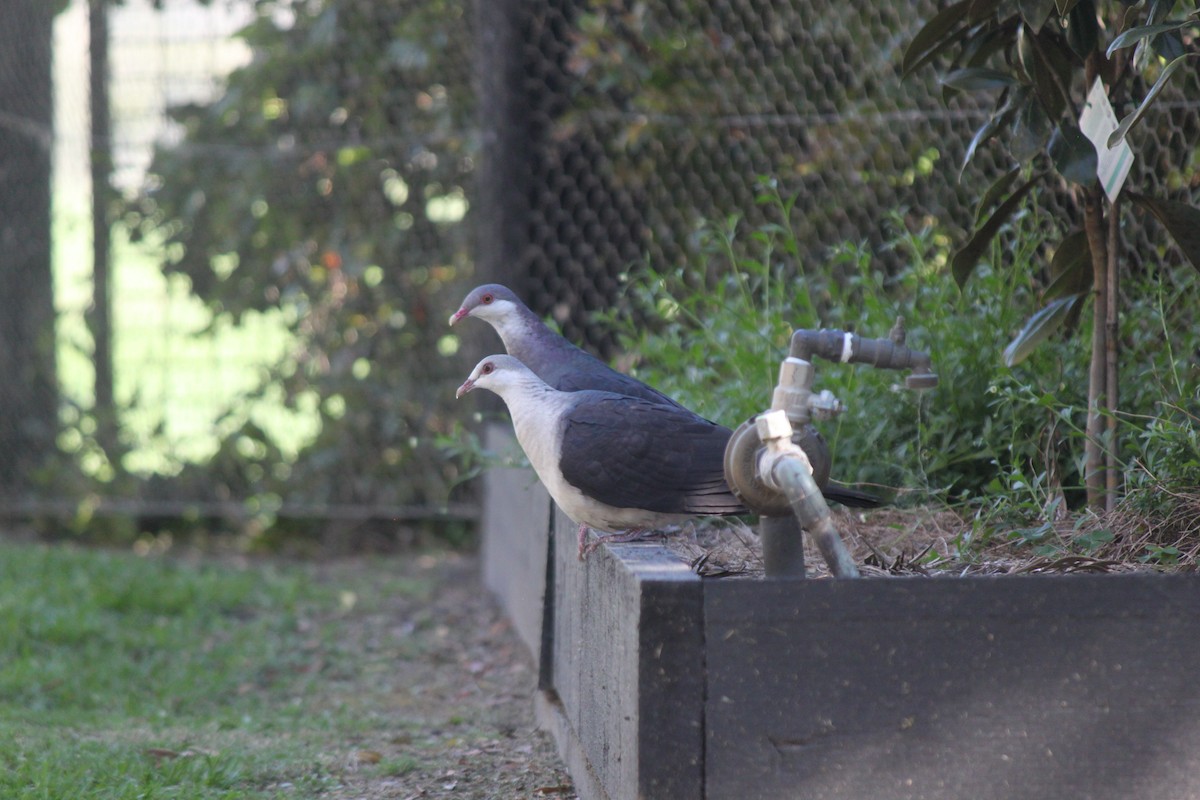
left=123, top=0, right=477, bottom=517
left=607, top=183, right=1199, bottom=512
left=904, top=0, right=1200, bottom=344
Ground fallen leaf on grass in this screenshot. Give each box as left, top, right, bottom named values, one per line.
left=144, top=747, right=214, bottom=763
left=536, top=785, right=574, bottom=795
left=144, top=747, right=183, bottom=761
left=351, top=749, right=383, bottom=765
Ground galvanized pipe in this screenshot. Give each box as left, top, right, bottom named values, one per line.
left=789, top=324, right=938, bottom=390
left=759, top=514, right=805, bottom=579
left=755, top=411, right=860, bottom=579
left=766, top=454, right=860, bottom=579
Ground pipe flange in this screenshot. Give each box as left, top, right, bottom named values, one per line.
left=723, top=416, right=831, bottom=517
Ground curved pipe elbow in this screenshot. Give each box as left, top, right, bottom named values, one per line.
left=760, top=449, right=860, bottom=580
left=789, top=327, right=938, bottom=389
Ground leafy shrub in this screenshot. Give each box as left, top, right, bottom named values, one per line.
left=607, top=182, right=1198, bottom=513
left=123, top=0, right=478, bottom=522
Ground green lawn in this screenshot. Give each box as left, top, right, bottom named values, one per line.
left=52, top=205, right=321, bottom=474
left=0, top=540, right=434, bottom=799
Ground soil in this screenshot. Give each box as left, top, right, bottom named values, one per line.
left=321, top=551, right=575, bottom=800
left=667, top=503, right=1199, bottom=579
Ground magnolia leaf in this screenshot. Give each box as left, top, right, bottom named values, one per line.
left=963, top=116, right=1003, bottom=174
left=1025, top=27, right=1072, bottom=119
left=1012, top=90, right=1052, bottom=162
left=1128, top=193, right=1200, bottom=273
left=1147, top=0, right=1177, bottom=26
left=1106, top=19, right=1198, bottom=57
left=966, top=0, right=1006, bottom=24
left=1066, top=1, right=1100, bottom=59
left=903, top=0, right=974, bottom=76
left=976, top=165, right=1023, bottom=224
left=1108, top=54, right=1199, bottom=147
left=1019, top=0, right=1057, bottom=31
left=1054, top=0, right=1080, bottom=15
left=962, top=96, right=1017, bottom=175
left=1015, top=23, right=1034, bottom=82
left=1049, top=123, right=1098, bottom=185
left=964, top=25, right=1011, bottom=68
left=1044, top=230, right=1092, bottom=299
left=1004, top=294, right=1083, bottom=367
left=941, top=67, right=1020, bottom=91
left=952, top=176, right=1040, bottom=287
left=1154, top=29, right=1187, bottom=61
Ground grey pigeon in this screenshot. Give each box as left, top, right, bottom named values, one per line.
left=450, top=283, right=879, bottom=509
left=449, top=283, right=686, bottom=410
left=456, top=355, right=745, bottom=554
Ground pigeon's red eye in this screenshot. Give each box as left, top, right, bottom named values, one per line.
left=482, top=363, right=495, bottom=375
left=481, top=293, right=494, bottom=304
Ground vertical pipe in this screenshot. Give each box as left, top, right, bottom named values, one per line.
left=470, top=0, right=532, bottom=292
left=89, top=0, right=116, bottom=454
left=760, top=514, right=805, bottom=579
left=772, top=456, right=860, bottom=579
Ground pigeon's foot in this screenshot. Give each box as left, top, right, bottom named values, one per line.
left=580, top=527, right=668, bottom=558
left=576, top=523, right=591, bottom=561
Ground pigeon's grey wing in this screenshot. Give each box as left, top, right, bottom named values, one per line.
left=557, top=395, right=744, bottom=515
left=551, top=366, right=687, bottom=410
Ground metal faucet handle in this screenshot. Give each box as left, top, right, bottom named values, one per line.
left=808, top=389, right=843, bottom=420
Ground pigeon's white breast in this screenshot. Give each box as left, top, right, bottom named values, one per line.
left=508, top=389, right=686, bottom=533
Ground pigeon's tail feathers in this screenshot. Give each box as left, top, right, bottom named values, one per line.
left=821, top=484, right=882, bottom=509
left=679, top=479, right=748, bottom=516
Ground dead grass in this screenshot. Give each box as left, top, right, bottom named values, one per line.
left=668, top=488, right=1200, bottom=580
left=315, top=552, right=576, bottom=800
left=1086, top=486, right=1200, bottom=565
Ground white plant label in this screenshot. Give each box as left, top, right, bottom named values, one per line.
left=1079, top=78, right=1135, bottom=203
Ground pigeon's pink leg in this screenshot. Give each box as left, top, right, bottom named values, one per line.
left=580, top=528, right=663, bottom=558
left=576, top=523, right=591, bottom=560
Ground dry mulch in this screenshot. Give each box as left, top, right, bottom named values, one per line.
left=320, top=552, right=575, bottom=800
left=668, top=489, right=1200, bottom=580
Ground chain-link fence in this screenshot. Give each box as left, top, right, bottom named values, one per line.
left=495, top=0, right=1200, bottom=351
left=1, top=0, right=1196, bottom=538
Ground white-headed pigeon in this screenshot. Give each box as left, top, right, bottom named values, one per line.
left=450, top=283, right=879, bottom=509
left=449, top=283, right=687, bottom=410
left=456, top=355, right=745, bottom=554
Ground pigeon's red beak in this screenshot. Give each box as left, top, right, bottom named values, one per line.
left=455, top=378, right=475, bottom=399
left=448, top=307, right=469, bottom=326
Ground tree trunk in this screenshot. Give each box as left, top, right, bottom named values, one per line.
left=1104, top=199, right=1121, bottom=512
left=0, top=0, right=58, bottom=497
left=90, top=0, right=117, bottom=456
left=1083, top=186, right=1109, bottom=511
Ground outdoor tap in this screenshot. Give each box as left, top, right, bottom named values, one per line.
left=754, top=410, right=860, bottom=579
left=789, top=317, right=939, bottom=391
left=726, top=318, right=937, bottom=579
left=724, top=354, right=838, bottom=518
left=771, top=356, right=843, bottom=425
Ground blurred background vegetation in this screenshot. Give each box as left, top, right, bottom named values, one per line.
left=2, top=0, right=1196, bottom=554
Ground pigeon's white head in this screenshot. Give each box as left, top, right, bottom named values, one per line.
left=455, top=354, right=538, bottom=399
left=448, top=283, right=523, bottom=328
